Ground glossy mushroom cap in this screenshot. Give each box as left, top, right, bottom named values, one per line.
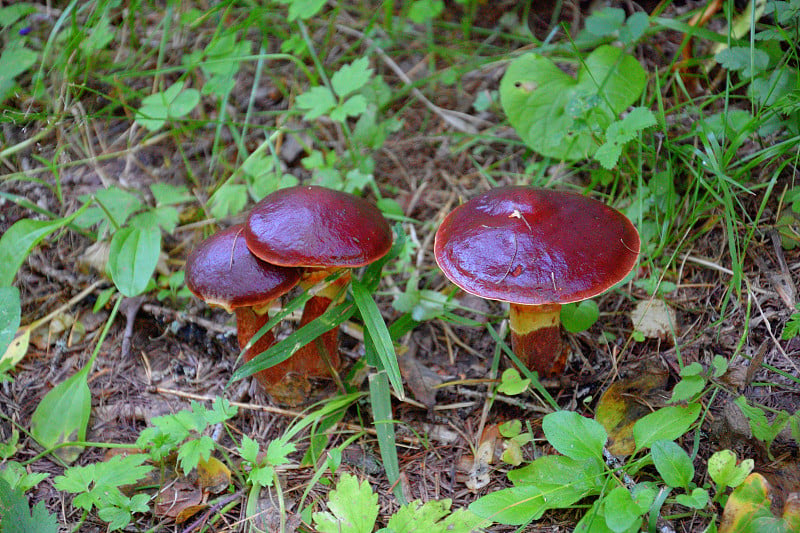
left=434, top=186, right=640, bottom=305
left=185, top=224, right=302, bottom=312
left=245, top=186, right=393, bottom=268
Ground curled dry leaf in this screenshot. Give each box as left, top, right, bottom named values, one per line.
left=595, top=369, right=669, bottom=456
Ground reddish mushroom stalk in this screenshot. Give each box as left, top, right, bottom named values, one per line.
left=434, top=186, right=640, bottom=377
left=184, top=224, right=304, bottom=398
left=508, top=303, right=566, bottom=375
left=245, top=185, right=393, bottom=387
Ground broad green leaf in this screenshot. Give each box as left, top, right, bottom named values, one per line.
left=676, top=487, right=710, bottom=509
left=469, top=483, right=572, bottom=525
left=94, top=187, right=144, bottom=228
left=543, top=411, right=607, bottom=460
left=352, top=278, right=403, bottom=397
left=651, top=440, right=694, bottom=488
left=0, top=207, right=86, bottom=286
left=561, top=300, right=599, bottom=332
left=331, top=57, right=373, bottom=98
left=30, top=367, right=91, bottom=463
left=603, top=486, right=642, bottom=533
left=497, top=368, right=531, bottom=396
left=0, top=40, right=38, bottom=102
left=708, top=450, right=754, bottom=489
left=500, top=45, right=646, bottom=160
left=509, top=454, right=603, bottom=493
left=0, top=287, right=20, bottom=363
left=585, top=7, right=625, bottom=36
left=407, top=0, right=445, bottom=23
left=632, top=404, right=701, bottom=452
left=209, top=182, right=248, bottom=219
left=106, top=226, right=161, bottom=297
left=277, top=0, right=326, bottom=21
left=313, top=473, right=379, bottom=533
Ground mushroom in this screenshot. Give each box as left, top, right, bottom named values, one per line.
left=184, top=224, right=303, bottom=394
left=434, top=186, right=640, bottom=377
left=244, top=185, right=393, bottom=381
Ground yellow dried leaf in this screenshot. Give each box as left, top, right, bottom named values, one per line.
left=197, top=455, right=231, bottom=494
left=595, top=370, right=669, bottom=456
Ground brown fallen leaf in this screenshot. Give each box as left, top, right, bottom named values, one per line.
left=595, top=369, right=669, bottom=456
left=155, top=480, right=205, bottom=523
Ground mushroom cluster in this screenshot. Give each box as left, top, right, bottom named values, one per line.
left=185, top=186, right=392, bottom=404
left=434, top=186, right=639, bottom=377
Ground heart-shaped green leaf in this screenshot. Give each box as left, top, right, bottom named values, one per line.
left=500, top=45, right=647, bottom=160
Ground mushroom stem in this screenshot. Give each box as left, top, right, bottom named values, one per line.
left=234, top=306, right=283, bottom=388
left=508, top=303, right=568, bottom=377
left=292, top=268, right=348, bottom=379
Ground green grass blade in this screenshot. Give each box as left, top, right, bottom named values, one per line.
left=230, top=301, right=356, bottom=383
left=351, top=278, right=404, bottom=399
left=368, top=371, right=406, bottom=504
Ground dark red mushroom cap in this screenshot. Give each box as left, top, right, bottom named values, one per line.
left=245, top=186, right=393, bottom=268
left=434, top=186, right=640, bottom=305
left=185, top=224, right=302, bottom=312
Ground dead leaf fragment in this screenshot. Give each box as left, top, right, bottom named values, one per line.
left=197, top=456, right=231, bottom=494
left=595, top=370, right=669, bottom=456
left=630, top=299, right=676, bottom=340
left=155, top=480, right=205, bottom=522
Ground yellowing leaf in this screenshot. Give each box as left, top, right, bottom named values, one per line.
left=197, top=456, right=231, bottom=494
left=595, top=370, right=668, bottom=455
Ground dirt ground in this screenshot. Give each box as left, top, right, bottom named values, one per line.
left=1, top=1, right=798, bottom=531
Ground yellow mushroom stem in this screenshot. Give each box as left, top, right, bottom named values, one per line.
left=508, top=303, right=568, bottom=377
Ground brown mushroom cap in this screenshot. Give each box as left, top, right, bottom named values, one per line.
left=245, top=186, right=393, bottom=268
left=434, top=186, right=640, bottom=305
left=185, top=224, right=302, bottom=312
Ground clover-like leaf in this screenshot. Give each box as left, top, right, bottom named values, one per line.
left=500, top=45, right=646, bottom=160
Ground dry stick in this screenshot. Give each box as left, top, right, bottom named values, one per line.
left=152, top=387, right=421, bottom=446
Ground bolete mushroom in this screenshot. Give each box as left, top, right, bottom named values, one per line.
left=244, top=185, right=393, bottom=380
left=434, top=186, right=639, bottom=377
left=185, top=224, right=303, bottom=395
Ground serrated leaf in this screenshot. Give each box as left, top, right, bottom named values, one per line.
left=177, top=436, right=214, bottom=475
left=632, top=404, right=701, bottom=452
left=651, top=440, right=694, bottom=488
left=30, top=368, right=91, bottom=463
left=106, top=226, right=161, bottom=297
left=715, top=47, right=770, bottom=78
left=313, top=474, right=379, bottom=533
left=542, top=411, right=607, bottom=460
left=296, top=86, right=337, bottom=120
left=331, top=57, right=373, bottom=98
left=0, top=477, right=59, bottom=533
